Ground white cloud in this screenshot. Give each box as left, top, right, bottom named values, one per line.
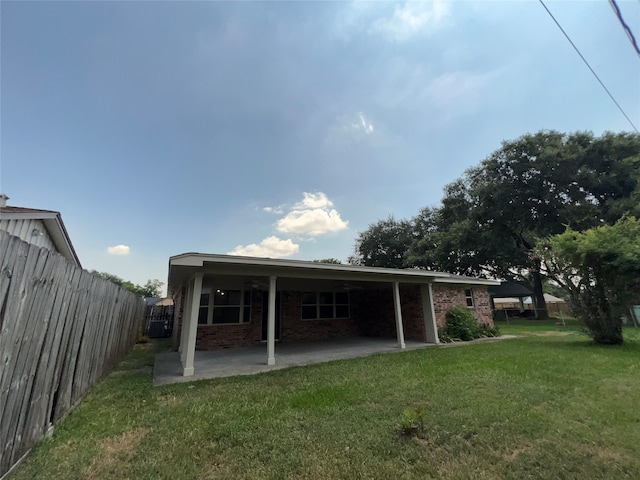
left=263, top=205, right=284, bottom=214
left=370, top=1, right=450, bottom=42
left=295, top=192, right=333, bottom=210
left=228, top=236, right=299, bottom=258
left=326, top=112, right=377, bottom=145
left=107, top=245, right=130, bottom=255
left=277, top=192, right=348, bottom=236
left=351, top=113, right=374, bottom=135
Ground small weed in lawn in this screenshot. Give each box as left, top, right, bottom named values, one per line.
left=400, top=407, right=426, bottom=437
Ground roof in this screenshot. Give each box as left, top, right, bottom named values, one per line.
left=524, top=293, right=566, bottom=304
left=168, top=252, right=500, bottom=294
left=492, top=297, right=521, bottom=304
left=488, top=281, right=533, bottom=298
left=0, top=205, right=81, bottom=267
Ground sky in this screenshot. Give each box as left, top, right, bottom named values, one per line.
left=1, top=0, right=639, bottom=295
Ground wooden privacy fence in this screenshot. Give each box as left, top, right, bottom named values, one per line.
left=0, top=231, right=145, bottom=478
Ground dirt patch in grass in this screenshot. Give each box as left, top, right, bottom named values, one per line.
left=81, top=427, right=148, bottom=480
left=533, top=331, right=573, bottom=337
left=157, top=394, right=181, bottom=407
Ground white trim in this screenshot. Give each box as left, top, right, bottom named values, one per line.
left=0, top=210, right=81, bottom=267
left=179, top=280, right=194, bottom=361
left=392, top=282, right=406, bottom=349
left=465, top=288, right=475, bottom=308
left=267, top=276, right=277, bottom=365
left=420, top=284, right=439, bottom=344
left=197, top=288, right=252, bottom=326
left=183, top=274, right=203, bottom=376
left=168, top=253, right=500, bottom=293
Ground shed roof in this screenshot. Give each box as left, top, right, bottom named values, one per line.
left=0, top=205, right=81, bottom=267
left=488, top=281, right=533, bottom=298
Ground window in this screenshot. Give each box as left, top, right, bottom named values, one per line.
left=198, top=292, right=210, bottom=324
left=198, top=289, right=251, bottom=325
left=301, top=291, right=350, bottom=320
left=465, top=288, right=474, bottom=308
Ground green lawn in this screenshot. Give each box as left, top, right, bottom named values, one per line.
left=11, top=321, right=640, bottom=480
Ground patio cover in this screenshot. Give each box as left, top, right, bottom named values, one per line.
left=168, top=253, right=500, bottom=376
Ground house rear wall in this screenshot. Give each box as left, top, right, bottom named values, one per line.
left=431, top=284, right=493, bottom=328
left=172, top=283, right=493, bottom=351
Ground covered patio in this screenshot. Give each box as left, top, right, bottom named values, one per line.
left=168, top=253, right=499, bottom=379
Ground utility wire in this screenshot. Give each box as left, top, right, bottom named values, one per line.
left=538, top=0, right=639, bottom=133
left=608, top=0, right=640, bottom=57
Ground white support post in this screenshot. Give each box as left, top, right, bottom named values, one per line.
left=267, top=276, right=277, bottom=365
left=420, top=284, right=440, bottom=344
left=179, top=281, right=194, bottom=361
left=183, top=273, right=203, bottom=376
left=393, top=281, right=406, bottom=349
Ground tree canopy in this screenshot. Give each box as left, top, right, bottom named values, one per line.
left=352, top=130, right=640, bottom=319
left=313, top=258, right=342, bottom=264
left=535, top=216, right=640, bottom=344
left=90, top=271, right=164, bottom=298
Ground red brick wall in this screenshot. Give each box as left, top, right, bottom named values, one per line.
left=173, top=283, right=493, bottom=351
left=174, top=289, right=361, bottom=350
left=171, top=286, right=185, bottom=350
left=431, top=284, right=493, bottom=329
left=280, top=291, right=360, bottom=342
left=194, top=290, right=263, bottom=350
left=351, top=285, right=426, bottom=342
left=173, top=288, right=263, bottom=351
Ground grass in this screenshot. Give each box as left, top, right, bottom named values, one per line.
left=10, top=322, right=640, bottom=480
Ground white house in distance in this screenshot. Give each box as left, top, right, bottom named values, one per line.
left=0, top=194, right=81, bottom=267
left=168, top=252, right=500, bottom=377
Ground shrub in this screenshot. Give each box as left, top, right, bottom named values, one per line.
left=479, top=323, right=501, bottom=337
left=444, top=306, right=481, bottom=341
left=400, top=407, right=426, bottom=436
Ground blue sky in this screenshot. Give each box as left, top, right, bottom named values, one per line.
left=2, top=1, right=638, bottom=294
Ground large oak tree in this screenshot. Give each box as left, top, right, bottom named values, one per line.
left=353, top=131, right=640, bottom=319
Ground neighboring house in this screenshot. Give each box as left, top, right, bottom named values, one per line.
left=488, top=281, right=533, bottom=314
left=524, top=294, right=568, bottom=315
left=0, top=194, right=81, bottom=267
left=168, top=253, right=500, bottom=376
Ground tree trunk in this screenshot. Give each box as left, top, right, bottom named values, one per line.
left=532, top=269, right=549, bottom=320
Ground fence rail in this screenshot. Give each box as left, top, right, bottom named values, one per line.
left=0, top=230, right=145, bottom=478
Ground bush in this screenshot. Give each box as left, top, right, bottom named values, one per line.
left=479, top=323, right=501, bottom=337
left=439, top=308, right=501, bottom=342
left=444, top=306, right=481, bottom=341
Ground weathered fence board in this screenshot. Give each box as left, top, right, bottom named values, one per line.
left=0, top=231, right=145, bottom=477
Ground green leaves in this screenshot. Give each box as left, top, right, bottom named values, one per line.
left=353, top=130, right=640, bottom=321
left=536, top=217, right=640, bottom=344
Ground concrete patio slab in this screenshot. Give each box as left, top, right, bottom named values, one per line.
left=153, top=335, right=517, bottom=386
left=153, top=337, right=435, bottom=386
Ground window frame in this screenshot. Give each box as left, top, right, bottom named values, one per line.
left=301, top=291, right=350, bottom=320
left=464, top=288, right=474, bottom=308
left=197, top=288, right=252, bottom=325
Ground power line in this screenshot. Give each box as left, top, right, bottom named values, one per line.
left=608, top=0, right=640, bottom=57
left=538, top=0, right=639, bottom=133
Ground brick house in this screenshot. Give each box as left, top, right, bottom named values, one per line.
left=168, top=253, right=499, bottom=377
